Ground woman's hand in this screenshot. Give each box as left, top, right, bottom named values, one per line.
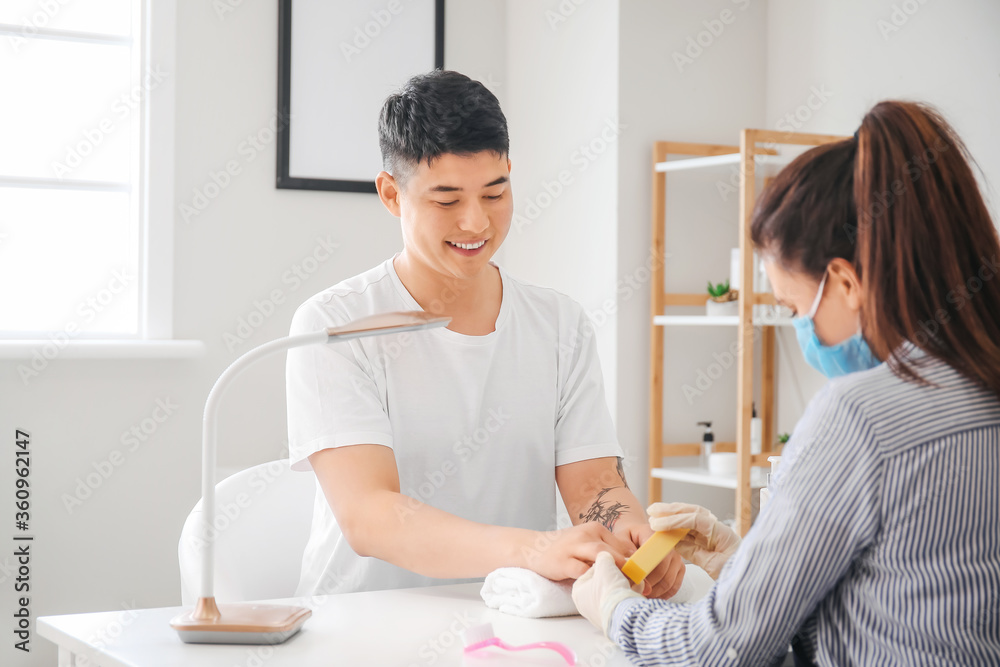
left=572, top=551, right=643, bottom=636
left=519, top=522, right=636, bottom=581
left=646, top=502, right=741, bottom=579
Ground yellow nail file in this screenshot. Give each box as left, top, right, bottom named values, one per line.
left=621, top=529, right=689, bottom=584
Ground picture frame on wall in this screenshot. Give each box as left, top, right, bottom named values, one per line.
left=276, top=0, right=445, bottom=193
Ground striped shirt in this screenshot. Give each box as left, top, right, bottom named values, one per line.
left=611, top=343, right=1000, bottom=665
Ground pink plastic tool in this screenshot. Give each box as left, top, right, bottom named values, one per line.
left=462, top=622, right=576, bottom=665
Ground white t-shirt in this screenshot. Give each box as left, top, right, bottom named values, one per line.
left=285, top=255, right=622, bottom=596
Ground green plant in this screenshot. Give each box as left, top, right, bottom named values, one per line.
left=707, top=280, right=730, bottom=298
left=777, top=432, right=791, bottom=444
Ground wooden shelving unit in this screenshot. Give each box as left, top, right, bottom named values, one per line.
left=648, top=131, right=847, bottom=535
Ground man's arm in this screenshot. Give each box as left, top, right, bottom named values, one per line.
left=556, top=456, right=685, bottom=598
left=556, top=455, right=638, bottom=531
left=309, top=444, right=636, bottom=581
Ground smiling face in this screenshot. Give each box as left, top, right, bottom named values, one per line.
left=376, top=151, right=513, bottom=282
left=763, top=256, right=865, bottom=346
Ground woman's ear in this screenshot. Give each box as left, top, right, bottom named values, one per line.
left=375, top=171, right=402, bottom=217
left=828, top=258, right=864, bottom=311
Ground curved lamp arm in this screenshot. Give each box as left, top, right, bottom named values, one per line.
left=198, top=311, right=449, bottom=601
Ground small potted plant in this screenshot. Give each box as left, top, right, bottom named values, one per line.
left=706, top=280, right=739, bottom=316
left=776, top=433, right=790, bottom=451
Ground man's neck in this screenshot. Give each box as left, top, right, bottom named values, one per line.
left=393, top=251, right=502, bottom=335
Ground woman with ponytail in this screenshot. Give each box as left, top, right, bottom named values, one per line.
left=572, top=101, right=1000, bottom=666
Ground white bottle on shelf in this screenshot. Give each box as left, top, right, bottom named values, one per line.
left=698, top=421, right=714, bottom=469
left=760, top=455, right=782, bottom=509
left=750, top=403, right=762, bottom=456
left=758, top=258, right=771, bottom=293
left=730, top=248, right=741, bottom=290
left=734, top=249, right=773, bottom=319
left=757, top=255, right=772, bottom=320
left=730, top=248, right=761, bottom=294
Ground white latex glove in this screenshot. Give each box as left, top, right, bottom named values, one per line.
left=646, top=502, right=741, bottom=579
left=571, top=551, right=643, bottom=637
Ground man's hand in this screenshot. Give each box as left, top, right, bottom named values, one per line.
left=555, top=456, right=685, bottom=595
left=616, top=522, right=686, bottom=598
left=520, top=522, right=636, bottom=581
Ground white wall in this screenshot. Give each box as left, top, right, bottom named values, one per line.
left=766, top=0, right=1000, bottom=217
left=498, top=0, right=621, bottom=411
left=0, top=2, right=505, bottom=666
left=764, top=0, right=1000, bottom=462
left=616, top=0, right=771, bottom=515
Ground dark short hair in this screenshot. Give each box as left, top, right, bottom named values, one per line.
left=378, top=69, right=509, bottom=188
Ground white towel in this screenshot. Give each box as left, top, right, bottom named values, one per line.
left=480, top=564, right=716, bottom=618
left=480, top=567, right=578, bottom=618
left=668, top=563, right=716, bottom=604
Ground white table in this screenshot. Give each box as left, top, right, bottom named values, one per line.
left=38, top=583, right=633, bottom=666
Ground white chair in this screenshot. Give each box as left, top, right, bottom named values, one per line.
left=178, top=459, right=316, bottom=605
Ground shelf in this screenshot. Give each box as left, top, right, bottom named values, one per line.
left=651, top=465, right=767, bottom=490
left=654, top=153, right=789, bottom=173
left=654, top=315, right=737, bottom=326
left=649, top=134, right=849, bottom=534
left=655, top=153, right=740, bottom=172
left=654, top=315, right=794, bottom=327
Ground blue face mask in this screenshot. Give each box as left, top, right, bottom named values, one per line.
left=792, top=270, right=879, bottom=378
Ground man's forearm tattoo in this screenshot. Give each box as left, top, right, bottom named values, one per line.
left=580, top=487, right=629, bottom=531
left=616, top=457, right=628, bottom=487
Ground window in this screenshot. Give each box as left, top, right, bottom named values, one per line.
left=0, top=0, right=178, bottom=346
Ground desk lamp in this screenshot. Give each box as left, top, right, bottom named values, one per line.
left=170, top=311, right=450, bottom=644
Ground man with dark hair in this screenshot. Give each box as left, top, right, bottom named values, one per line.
left=286, top=70, right=683, bottom=598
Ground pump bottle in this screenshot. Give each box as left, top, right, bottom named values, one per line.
left=697, top=421, right=714, bottom=468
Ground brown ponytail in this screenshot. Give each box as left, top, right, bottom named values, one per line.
left=752, top=100, right=1000, bottom=397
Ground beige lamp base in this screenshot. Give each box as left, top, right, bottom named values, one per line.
left=170, top=597, right=312, bottom=645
